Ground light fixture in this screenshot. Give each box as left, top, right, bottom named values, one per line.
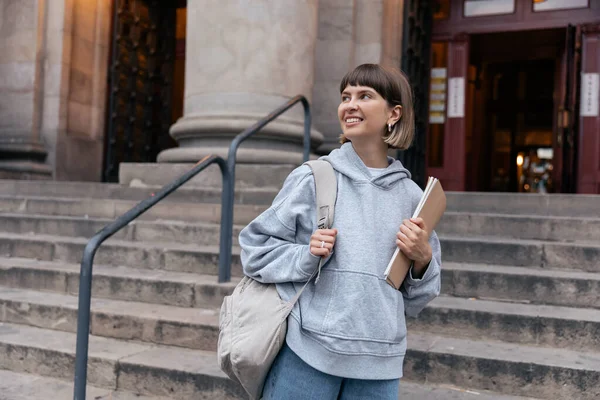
left=533, top=0, right=547, bottom=3
left=516, top=155, right=524, bottom=167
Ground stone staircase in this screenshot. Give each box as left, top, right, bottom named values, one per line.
left=0, top=179, right=599, bottom=399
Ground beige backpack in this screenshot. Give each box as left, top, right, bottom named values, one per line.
left=217, top=160, right=337, bottom=399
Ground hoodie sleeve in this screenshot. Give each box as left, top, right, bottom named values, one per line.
left=239, top=165, right=321, bottom=283
left=401, top=230, right=442, bottom=318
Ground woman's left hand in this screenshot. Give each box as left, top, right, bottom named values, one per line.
left=396, top=217, right=432, bottom=271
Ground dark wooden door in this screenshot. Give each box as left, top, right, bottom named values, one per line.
left=103, top=0, right=178, bottom=182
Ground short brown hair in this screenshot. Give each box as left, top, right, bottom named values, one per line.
left=339, top=64, right=414, bottom=150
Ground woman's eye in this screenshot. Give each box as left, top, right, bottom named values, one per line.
left=361, top=94, right=371, bottom=99
left=342, top=96, right=350, bottom=102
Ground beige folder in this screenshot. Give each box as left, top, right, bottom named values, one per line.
left=384, top=177, right=447, bottom=290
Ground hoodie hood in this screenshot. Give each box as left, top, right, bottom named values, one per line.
left=320, top=142, right=411, bottom=190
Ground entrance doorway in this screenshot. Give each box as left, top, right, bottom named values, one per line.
left=466, top=28, right=571, bottom=193
left=428, top=1, right=599, bottom=194
left=482, top=59, right=555, bottom=193
left=102, top=0, right=187, bottom=182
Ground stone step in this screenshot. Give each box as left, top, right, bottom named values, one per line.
left=397, top=382, right=538, bottom=400
left=0, top=369, right=172, bottom=400
left=410, top=296, right=600, bottom=352
left=0, top=362, right=536, bottom=400
left=2, top=255, right=600, bottom=314
left=441, top=235, right=600, bottom=271
left=119, top=163, right=296, bottom=193
left=2, top=211, right=599, bottom=246
left=444, top=192, right=600, bottom=217
left=442, top=262, right=600, bottom=309
left=0, top=321, right=592, bottom=399
left=2, top=179, right=599, bottom=216
left=4, top=194, right=600, bottom=243
left=3, top=283, right=598, bottom=358
left=405, top=331, right=600, bottom=400
left=0, top=257, right=236, bottom=309
left=438, top=212, right=600, bottom=242
left=0, top=232, right=244, bottom=276
left=0, top=286, right=219, bottom=351
left=0, top=370, right=536, bottom=400
left=1, top=229, right=599, bottom=276
left=0, top=179, right=280, bottom=205
left=0, top=322, right=246, bottom=399
left=0, top=195, right=266, bottom=225
left=0, top=213, right=242, bottom=246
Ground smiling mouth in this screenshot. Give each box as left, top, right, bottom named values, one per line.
left=345, top=117, right=363, bottom=124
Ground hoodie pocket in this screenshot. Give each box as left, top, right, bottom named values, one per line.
left=301, top=270, right=403, bottom=343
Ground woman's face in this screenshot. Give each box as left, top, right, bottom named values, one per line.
left=338, top=85, right=392, bottom=143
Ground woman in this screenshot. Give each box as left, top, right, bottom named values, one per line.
left=239, top=64, right=441, bottom=399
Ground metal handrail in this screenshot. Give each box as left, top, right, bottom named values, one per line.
left=73, top=155, right=228, bottom=400
left=73, top=95, right=311, bottom=399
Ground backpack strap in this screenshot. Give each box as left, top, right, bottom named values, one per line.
left=287, top=160, right=337, bottom=309
left=305, top=160, right=337, bottom=230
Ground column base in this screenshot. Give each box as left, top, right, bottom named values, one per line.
left=0, top=161, right=52, bottom=180
left=157, top=113, right=324, bottom=165
left=0, top=137, right=52, bottom=180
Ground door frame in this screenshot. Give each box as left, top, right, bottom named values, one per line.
left=578, top=23, right=600, bottom=193
left=428, top=0, right=600, bottom=193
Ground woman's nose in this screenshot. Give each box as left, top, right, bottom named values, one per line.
left=345, top=98, right=358, bottom=111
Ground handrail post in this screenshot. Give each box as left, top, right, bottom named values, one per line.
left=73, top=240, right=100, bottom=400
left=218, top=160, right=233, bottom=283
left=301, top=97, right=311, bottom=163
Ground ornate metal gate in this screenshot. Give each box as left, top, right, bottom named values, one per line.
left=397, top=0, right=433, bottom=189
left=103, top=0, right=179, bottom=182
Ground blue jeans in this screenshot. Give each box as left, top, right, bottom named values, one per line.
left=262, top=342, right=400, bottom=400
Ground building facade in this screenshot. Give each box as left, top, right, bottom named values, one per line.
left=0, top=0, right=599, bottom=194
left=0, top=0, right=406, bottom=182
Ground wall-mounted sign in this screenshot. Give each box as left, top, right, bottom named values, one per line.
left=429, top=68, right=446, bottom=124
left=447, top=77, right=465, bottom=118
left=580, top=73, right=599, bottom=117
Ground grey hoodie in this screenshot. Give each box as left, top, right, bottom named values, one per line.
left=239, top=142, right=441, bottom=380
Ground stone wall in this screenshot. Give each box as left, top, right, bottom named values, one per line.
left=1, top=0, right=405, bottom=181
left=53, top=0, right=111, bottom=181
left=0, top=0, right=111, bottom=181
left=0, top=0, right=36, bottom=139
left=313, top=0, right=405, bottom=154
left=0, top=0, right=51, bottom=178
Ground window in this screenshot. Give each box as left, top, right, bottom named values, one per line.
left=533, top=0, right=588, bottom=12
left=464, top=0, right=515, bottom=17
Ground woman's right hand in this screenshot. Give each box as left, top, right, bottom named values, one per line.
left=309, top=229, right=338, bottom=258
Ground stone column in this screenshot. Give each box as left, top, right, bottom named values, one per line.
left=157, top=0, right=323, bottom=165
left=0, top=0, right=52, bottom=179
left=312, top=0, right=402, bottom=154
